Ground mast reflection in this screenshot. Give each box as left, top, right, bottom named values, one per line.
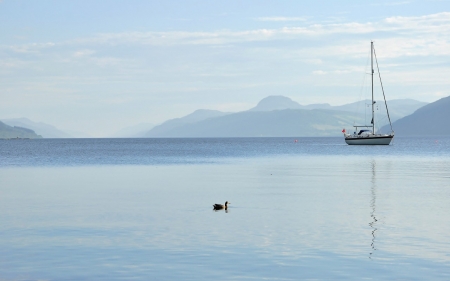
left=369, top=159, right=377, bottom=259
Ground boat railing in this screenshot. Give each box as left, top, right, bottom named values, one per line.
left=346, top=133, right=392, bottom=139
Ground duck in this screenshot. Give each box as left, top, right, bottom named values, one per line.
left=213, top=201, right=230, bottom=210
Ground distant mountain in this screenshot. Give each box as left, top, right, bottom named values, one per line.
left=380, top=95, right=450, bottom=136
left=145, top=109, right=230, bottom=137
left=145, top=109, right=363, bottom=137
left=247, top=96, right=426, bottom=127
left=0, top=121, right=42, bottom=139
left=144, top=96, right=427, bottom=138
left=249, top=96, right=304, bottom=111
left=333, top=99, right=428, bottom=124
left=110, top=123, right=155, bottom=138
left=2, top=118, right=72, bottom=138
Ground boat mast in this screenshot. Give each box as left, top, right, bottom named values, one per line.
left=371, top=41, right=375, bottom=134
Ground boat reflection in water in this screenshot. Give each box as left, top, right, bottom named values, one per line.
left=369, top=160, right=378, bottom=259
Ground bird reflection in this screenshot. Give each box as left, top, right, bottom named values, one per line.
left=369, top=160, right=377, bottom=259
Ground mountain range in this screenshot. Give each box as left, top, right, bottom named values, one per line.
left=144, top=96, right=427, bottom=137
left=1, top=118, right=72, bottom=138
left=146, top=109, right=362, bottom=137
left=381, top=95, right=450, bottom=136
left=248, top=96, right=427, bottom=123
left=2, top=95, right=440, bottom=138
left=0, top=121, right=42, bottom=139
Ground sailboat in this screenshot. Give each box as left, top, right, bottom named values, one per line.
left=343, top=41, right=394, bottom=145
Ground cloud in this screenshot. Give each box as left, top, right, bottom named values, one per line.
left=73, top=49, right=95, bottom=57
left=255, top=17, right=307, bottom=22
left=304, top=59, right=323, bottom=65
left=53, top=12, right=448, bottom=62
left=372, top=1, right=411, bottom=6
left=333, top=70, right=352, bottom=74
left=2, top=12, right=449, bottom=96
left=7, top=42, right=55, bottom=53
left=0, top=58, right=28, bottom=72
left=3, top=12, right=450, bottom=60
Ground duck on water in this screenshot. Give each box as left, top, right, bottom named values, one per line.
left=213, top=201, right=230, bottom=210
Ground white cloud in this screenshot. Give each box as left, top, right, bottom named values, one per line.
left=372, top=1, right=411, bottom=6
left=48, top=12, right=448, bottom=62
left=7, top=42, right=55, bottom=53
left=91, top=12, right=449, bottom=45
left=334, top=70, right=352, bottom=74
left=304, top=59, right=323, bottom=65
left=3, top=12, right=450, bottom=59
left=73, top=49, right=95, bottom=57
left=255, top=17, right=307, bottom=22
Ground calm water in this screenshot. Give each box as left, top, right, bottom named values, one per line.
left=1, top=137, right=449, bottom=280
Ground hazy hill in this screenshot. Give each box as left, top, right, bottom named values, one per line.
left=248, top=96, right=426, bottom=127
left=380, top=95, right=450, bottom=136
left=0, top=121, right=42, bottom=139
left=145, top=109, right=362, bottom=137
left=144, top=96, right=427, bottom=138
left=2, top=118, right=72, bottom=138
left=145, top=109, right=230, bottom=137
left=334, top=99, right=428, bottom=124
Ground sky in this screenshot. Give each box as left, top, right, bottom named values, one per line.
left=1, top=0, right=449, bottom=136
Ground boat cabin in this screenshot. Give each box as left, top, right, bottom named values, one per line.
left=357, top=129, right=372, bottom=136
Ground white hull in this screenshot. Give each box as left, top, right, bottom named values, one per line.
left=345, top=135, right=393, bottom=145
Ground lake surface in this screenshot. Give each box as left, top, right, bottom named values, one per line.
left=1, top=137, right=449, bottom=280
